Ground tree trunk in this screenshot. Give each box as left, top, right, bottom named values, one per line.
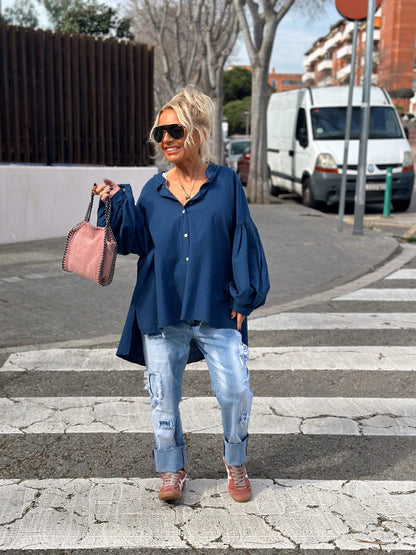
left=212, top=78, right=225, bottom=164
left=233, top=0, right=297, bottom=203
left=248, top=62, right=270, bottom=203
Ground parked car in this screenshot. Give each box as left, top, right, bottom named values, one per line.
left=224, top=136, right=251, bottom=171
left=237, top=146, right=251, bottom=185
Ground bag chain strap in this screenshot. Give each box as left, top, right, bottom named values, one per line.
left=84, top=190, right=112, bottom=232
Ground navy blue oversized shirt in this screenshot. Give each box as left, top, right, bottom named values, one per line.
left=98, top=163, right=269, bottom=366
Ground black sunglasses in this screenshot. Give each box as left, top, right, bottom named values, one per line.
left=152, top=124, right=185, bottom=143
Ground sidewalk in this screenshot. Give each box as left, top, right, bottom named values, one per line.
left=0, top=200, right=406, bottom=353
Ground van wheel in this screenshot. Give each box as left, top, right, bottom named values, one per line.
left=269, top=174, right=280, bottom=197
left=392, top=198, right=411, bottom=211
left=302, top=177, right=318, bottom=209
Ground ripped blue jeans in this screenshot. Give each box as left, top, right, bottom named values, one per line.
left=143, top=321, right=252, bottom=473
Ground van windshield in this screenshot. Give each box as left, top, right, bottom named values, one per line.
left=310, top=106, right=403, bottom=140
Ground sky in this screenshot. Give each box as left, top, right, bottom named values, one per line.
left=2, top=0, right=342, bottom=74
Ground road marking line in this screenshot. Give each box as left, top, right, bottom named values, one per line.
left=0, top=396, right=414, bottom=436
left=334, top=289, right=416, bottom=301
left=4, top=346, right=416, bottom=372
left=0, top=271, right=64, bottom=284
left=0, top=276, right=24, bottom=283
left=386, top=269, right=416, bottom=280
left=0, top=478, right=414, bottom=550
left=250, top=312, right=416, bottom=330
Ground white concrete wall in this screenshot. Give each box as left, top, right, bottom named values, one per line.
left=0, top=165, right=157, bottom=244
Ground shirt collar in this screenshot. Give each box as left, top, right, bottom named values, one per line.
left=156, top=162, right=218, bottom=201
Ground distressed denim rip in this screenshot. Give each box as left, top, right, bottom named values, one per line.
left=143, top=321, right=252, bottom=473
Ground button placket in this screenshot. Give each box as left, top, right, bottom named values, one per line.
left=181, top=206, right=190, bottom=262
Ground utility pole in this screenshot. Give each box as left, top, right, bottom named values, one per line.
left=335, top=0, right=381, bottom=236
left=338, top=20, right=359, bottom=232
left=353, top=0, right=377, bottom=235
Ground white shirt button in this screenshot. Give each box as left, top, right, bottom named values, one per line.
left=184, top=233, right=188, bottom=238
left=185, top=257, right=189, bottom=261
left=182, top=209, right=186, bottom=214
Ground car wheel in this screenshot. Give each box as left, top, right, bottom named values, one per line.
left=302, top=177, right=319, bottom=209
left=392, top=198, right=411, bottom=212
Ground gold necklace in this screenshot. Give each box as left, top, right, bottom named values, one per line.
left=176, top=172, right=197, bottom=201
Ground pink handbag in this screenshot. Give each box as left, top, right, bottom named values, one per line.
left=62, top=190, right=117, bottom=286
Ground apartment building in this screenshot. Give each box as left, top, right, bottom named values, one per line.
left=302, top=0, right=416, bottom=113
left=268, top=69, right=303, bottom=92
left=225, top=65, right=303, bottom=93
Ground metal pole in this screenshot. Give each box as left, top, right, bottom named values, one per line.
left=352, top=0, right=376, bottom=236
left=383, top=167, right=392, bottom=217
left=338, top=20, right=359, bottom=231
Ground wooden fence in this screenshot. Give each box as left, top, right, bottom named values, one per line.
left=0, top=24, right=154, bottom=166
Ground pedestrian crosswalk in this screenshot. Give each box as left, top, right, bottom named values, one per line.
left=0, top=478, right=414, bottom=550
left=1, top=259, right=416, bottom=551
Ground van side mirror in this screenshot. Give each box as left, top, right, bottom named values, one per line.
left=404, top=126, right=409, bottom=139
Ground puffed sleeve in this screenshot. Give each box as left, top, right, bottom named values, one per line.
left=229, top=178, right=270, bottom=316
left=97, top=184, right=152, bottom=257
left=229, top=219, right=270, bottom=316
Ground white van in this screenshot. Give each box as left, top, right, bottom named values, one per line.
left=267, top=86, right=414, bottom=210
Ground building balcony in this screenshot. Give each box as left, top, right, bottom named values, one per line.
left=341, top=21, right=354, bottom=40
left=337, top=44, right=353, bottom=59
left=317, top=75, right=333, bottom=87
left=303, top=46, right=324, bottom=66
left=362, top=29, right=380, bottom=42
left=317, top=59, right=333, bottom=72
left=302, top=71, right=315, bottom=82
left=323, top=31, right=342, bottom=53
left=337, top=64, right=351, bottom=80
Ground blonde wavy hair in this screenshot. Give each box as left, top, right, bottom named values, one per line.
left=150, top=85, right=214, bottom=163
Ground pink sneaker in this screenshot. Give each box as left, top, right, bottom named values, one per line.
left=223, top=456, right=252, bottom=502
left=158, top=470, right=187, bottom=501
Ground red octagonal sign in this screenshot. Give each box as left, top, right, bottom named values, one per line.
left=336, top=0, right=381, bottom=21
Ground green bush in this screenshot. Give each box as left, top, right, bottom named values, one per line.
left=223, top=97, right=251, bottom=135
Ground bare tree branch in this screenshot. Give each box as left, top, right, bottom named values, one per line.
left=127, top=0, right=239, bottom=163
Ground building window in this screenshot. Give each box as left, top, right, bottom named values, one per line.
left=282, top=80, right=304, bottom=86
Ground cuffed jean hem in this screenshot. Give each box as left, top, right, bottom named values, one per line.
left=223, top=436, right=248, bottom=466
left=153, top=445, right=187, bottom=473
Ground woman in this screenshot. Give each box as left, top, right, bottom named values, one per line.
left=94, top=85, right=269, bottom=503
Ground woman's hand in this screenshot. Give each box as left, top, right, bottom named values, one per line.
left=93, top=179, right=120, bottom=201
left=231, top=310, right=246, bottom=331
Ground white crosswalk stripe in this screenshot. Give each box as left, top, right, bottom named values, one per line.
left=0, top=478, right=414, bottom=550
left=0, top=395, right=414, bottom=436
left=4, top=345, right=416, bottom=371
left=334, top=288, right=416, bottom=301
left=386, top=269, right=416, bottom=280
left=249, top=311, right=416, bottom=329
left=1, top=266, right=416, bottom=551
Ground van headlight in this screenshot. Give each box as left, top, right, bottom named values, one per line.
left=315, top=153, right=338, bottom=174
left=403, top=151, right=414, bottom=172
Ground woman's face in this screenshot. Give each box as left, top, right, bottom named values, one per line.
left=157, top=109, right=200, bottom=165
